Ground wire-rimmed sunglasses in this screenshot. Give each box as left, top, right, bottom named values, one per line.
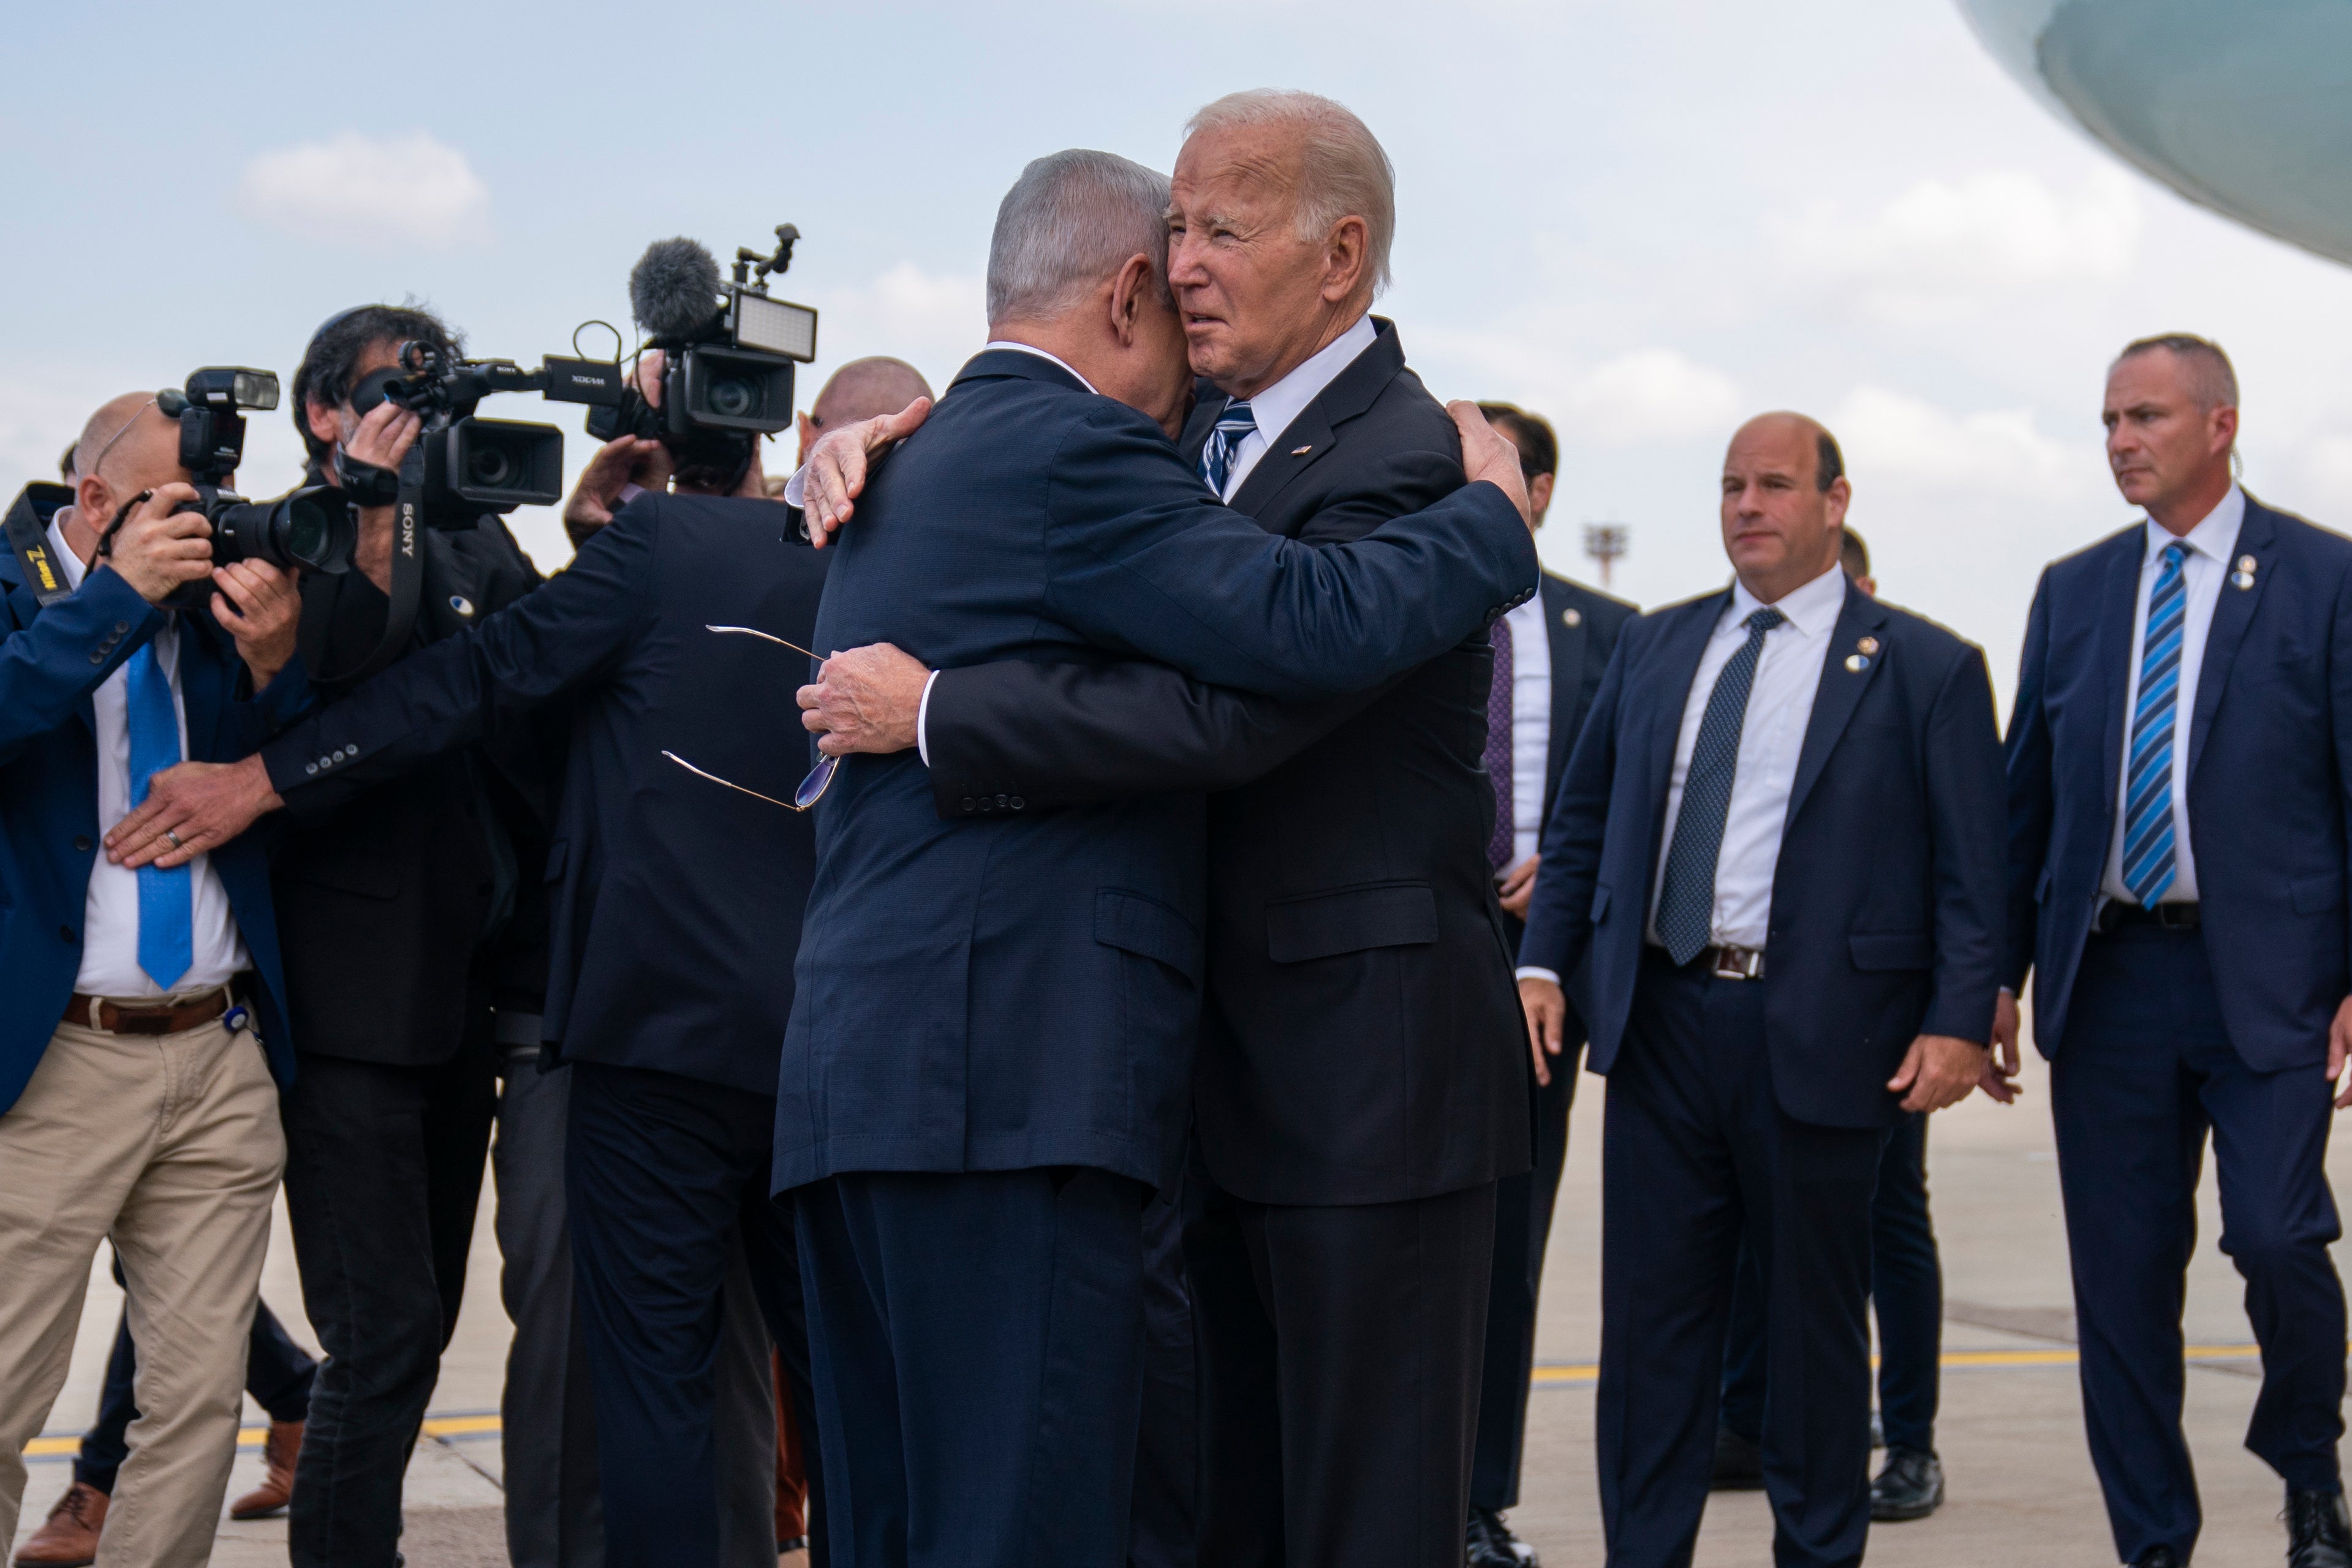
left=660, top=625, right=839, bottom=812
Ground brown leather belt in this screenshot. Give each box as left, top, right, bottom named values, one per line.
left=64, top=987, right=231, bottom=1036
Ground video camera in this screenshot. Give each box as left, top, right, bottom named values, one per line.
left=151, top=368, right=354, bottom=606
left=351, top=342, right=627, bottom=524
left=587, top=225, right=820, bottom=489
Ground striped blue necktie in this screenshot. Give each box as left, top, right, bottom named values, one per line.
left=1654, top=606, right=1785, bottom=965
left=1198, top=398, right=1257, bottom=497
left=2121, top=541, right=2190, bottom=905
left=125, top=640, right=194, bottom=990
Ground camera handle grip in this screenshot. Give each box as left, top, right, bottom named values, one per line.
left=298, top=447, right=424, bottom=688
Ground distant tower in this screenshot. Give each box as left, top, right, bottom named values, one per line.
left=1582, top=522, right=1629, bottom=589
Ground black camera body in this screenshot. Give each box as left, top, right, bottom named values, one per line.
left=155, top=367, right=355, bottom=606
left=353, top=346, right=624, bottom=525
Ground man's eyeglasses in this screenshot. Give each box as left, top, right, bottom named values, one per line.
left=661, top=625, right=839, bottom=812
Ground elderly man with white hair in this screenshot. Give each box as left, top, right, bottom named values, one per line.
left=800, top=91, right=1535, bottom=1568
left=779, top=141, right=1537, bottom=1568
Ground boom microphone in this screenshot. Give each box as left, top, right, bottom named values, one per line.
left=629, top=237, right=725, bottom=343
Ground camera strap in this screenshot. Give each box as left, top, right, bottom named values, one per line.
left=3, top=482, right=77, bottom=608
left=300, top=445, right=425, bottom=686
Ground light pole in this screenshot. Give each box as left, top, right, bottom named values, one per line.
left=1582, top=522, right=1629, bottom=590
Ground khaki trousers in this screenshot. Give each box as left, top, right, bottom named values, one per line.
left=0, top=1012, right=285, bottom=1567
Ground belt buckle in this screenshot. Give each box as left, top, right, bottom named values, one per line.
left=1710, top=944, right=1763, bottom=981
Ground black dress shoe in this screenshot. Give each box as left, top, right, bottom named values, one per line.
left=1710, top=1425, right=1764, bottom=1491
left=2289, top=1488, right=2352, bottom=1568
left=1870, top=1446, right=1944, bottom=1521
left=2128, top=1550, right=2183, bottom=1568
left=1465, top=1505, right=1538, bottom=1567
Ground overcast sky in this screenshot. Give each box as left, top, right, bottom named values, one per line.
left=7, top=0, right=2349, bottom=709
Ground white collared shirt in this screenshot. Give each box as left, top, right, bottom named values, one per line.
left=1211, top=312, right=1378, bottom=501
left=46, top=518, right=251, bottom=998
left=2101, top=484, right=2245, bottom=905
left=1647, top=562, right=1847, bottom=950
left=1503, top=592, right=1552, bottom=868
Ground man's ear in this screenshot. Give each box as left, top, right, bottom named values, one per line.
left=1107, top=252, right=1154, bottom=347
left=75, top=472, right=113, bottom=527
left=304, top=396, right=341, bottom=449
left=1319, top=215, right=1369, bottom=304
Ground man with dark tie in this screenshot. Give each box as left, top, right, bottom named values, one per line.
left=1465, top=401, right=1635, bottom=1568
left=1999, top=334, right=2351, bottom=1568
left=1517, top=412, right=2005, bottom=1568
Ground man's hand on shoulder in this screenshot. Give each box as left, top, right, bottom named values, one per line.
left=801, top=398, right=934, bottom=546
left=799, top=643, right=929, bottom=755
left=1889, top=1032, right=1992, bottom=1114
left=564, top=435, right=673, bottom=543
left=1447, top=401, right=1532, bottom=529
left=105, top=756, right=282, bottom=870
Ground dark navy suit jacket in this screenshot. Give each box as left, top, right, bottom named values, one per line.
left=258, top=493, right=826, bottom=1095
left=0, top=487, right=305, bottom=1111
left=774, top=347, right=1537, bottom=1194
left=1521, top=576, right=2006, bottom=1129
left=2005, top=495, right=2352, bottom=1071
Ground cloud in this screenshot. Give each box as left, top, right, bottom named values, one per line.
left=1832, top=384, right=2098, bottom=497
left=238, top=132, right=490, bottom=249
left=811, top=263, right=986, bottom=394
left=1419, top=331, right=1742, bottom=448
left=1774, top=169, right=2142, bottom=325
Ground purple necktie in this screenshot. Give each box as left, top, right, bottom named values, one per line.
left=1485, top=622, right=1515, bottom=871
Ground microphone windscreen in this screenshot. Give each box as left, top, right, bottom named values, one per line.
left=629, top=238, right=724, bottom=341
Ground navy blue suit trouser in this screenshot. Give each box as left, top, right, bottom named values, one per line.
left=793, top=1166, right=1149, bottom=1568
left=1599, top=952, right=1883, bottom=1568
left=1720, top=1111, right=1942, bottom=1454
left=1128, top=1176, right=1198, bottom=1568
left=2051, top=924, right=2346, bottom=1564
left=565, top=1062, right=825, bottom=1568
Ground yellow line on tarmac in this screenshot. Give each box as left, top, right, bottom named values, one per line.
left=25, top=1412, right=503, bottom=1461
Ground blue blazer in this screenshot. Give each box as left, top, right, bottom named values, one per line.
left=256, top=493, right=828, bottom=1097
left=774, top=349, right=1537, bottom=1194
left=0, top=497, right=304, bottom=1112
left=2004, top=495, right=2352, bottom=1071
left=1519, top=576, right=2006, bottom=1129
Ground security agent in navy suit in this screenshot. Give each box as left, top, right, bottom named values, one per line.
left=1997, top=336, right=2352, bottom=1568
left=113, top=472, right=839, bottom=1568
left=1518, top=413, right=2005, bottom=1568
left=778, top=147, right=1536, bottom=1568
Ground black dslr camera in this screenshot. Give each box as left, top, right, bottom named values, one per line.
left=587, top=225, right=820, bottom=489
left=157, top=367, right=355, bottom=606
left=351, top=344, right=627, bottom=525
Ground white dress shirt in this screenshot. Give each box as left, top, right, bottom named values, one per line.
left=47, top=518, right=251, bottom=998
left=1503, top=592, right=1552, bottom=869
left=2101, top=484, right=2244, bottom=905
left=1211, top=313, right=1378, bottom=501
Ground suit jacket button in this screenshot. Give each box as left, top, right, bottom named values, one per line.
left=89, top=649, right=105, bottom=664
left=58, top=924, right=74, bottom=943
left=114, top=622, right=129, bottom=634
left=74, top=835, right=91, bottom=853
left=305, top=763, right=319, bottom=776
left=1010, top=797, right=1024, bottom=810
left=961, top=796, right=977, bottom=812
left=996, top=794, right=1008, bottom=809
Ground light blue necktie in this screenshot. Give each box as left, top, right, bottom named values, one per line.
left=2121, top=542, right=2189, bottom=906
left=1197, top=398, right=1257, bottom=497
left=124, top=640, right=193, bottom=990
left=1654, top=607, right=1785, bottom=965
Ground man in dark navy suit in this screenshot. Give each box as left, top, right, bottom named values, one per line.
left=113, top=452, right=839, bottom=1567
left=1518, top=413, right=2005, bottom=1568
left=1999, top=334, right=2352, bottom=1568
left=779, top=141, right=1535, bottom=1568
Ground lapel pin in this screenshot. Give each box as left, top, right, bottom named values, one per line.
left=1856, top=635, right=1880, bottom=655
left=2238, top=554, right=2257, bottom=571
left=1562, top=606, right=1582, bottom=627
left=2232, top=571, right=2255, bottom=589
left=1845, top=654, right=1870, bottom=673
left=1291, top=445, right=1313, bottom=456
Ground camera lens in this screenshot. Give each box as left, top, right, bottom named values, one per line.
left=706, top=376, right=757, bottom=419
left=282, top=498, right=330, bottom=565
left=468, top=445, right=518, bottom=488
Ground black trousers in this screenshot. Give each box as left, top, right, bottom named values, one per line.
left=1598, top=953, right=1883, bottom=1568
left=281, top=1042, right=497, bottom=1568
left=2053, top=924, right=2346, bottom=1564
left=75, top=1265, right=315, bottom=1494
left=1128, top=1176, right=1197, bottom=1568
left=565, top=1061, right=824, bottom=1568
left=1470, top=1042, right=1576, bottom=1512
left=1720, top=1110, right=1942, bottom=1453
left=796, top=1166, right=1148, bottom=1568
left=1189, top=1163, right=1497, bottom=1568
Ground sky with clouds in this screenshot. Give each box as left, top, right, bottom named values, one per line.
left=6, top=0, right=2350, bottom=710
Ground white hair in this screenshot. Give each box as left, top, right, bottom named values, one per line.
left=1184, top=89, right=1396, bottom=295
left=986, top=149, right=1173, bottom=325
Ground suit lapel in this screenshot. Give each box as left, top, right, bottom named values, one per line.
left=2187, top=499, right=2275, bottom=783
left=2095, top=532, right=2145, bottom=818
left=1228, top=402, right=1336, bottom=525
left=1542, top=576, right=1589, bottom=801
left=1785, top=581, right=1891, bottom=826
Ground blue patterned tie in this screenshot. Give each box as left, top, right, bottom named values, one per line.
left=1197, top=398, right=1257, bottom=497
left=124, top=641, right=193, bottom=990
left=1654, top=607, right=1785, bottom=965
left=2122, top=542, right=2190, bottom=905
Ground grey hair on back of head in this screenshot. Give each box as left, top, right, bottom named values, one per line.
left=2114, top=332, right=2239, bottom=410
left=1184, top=89, right=1396, bottom=295
left=986, top=149, right=1173, bottom=325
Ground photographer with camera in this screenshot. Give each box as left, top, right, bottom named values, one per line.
left=115, top=236, right=852, bottom=1568
left=0, top=391, right=306, bottom=1565
left=232, top=303, right=563, bottom=1568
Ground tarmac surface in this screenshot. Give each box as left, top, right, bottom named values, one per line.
left=12, top=1041, right=2348, bottom=1566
